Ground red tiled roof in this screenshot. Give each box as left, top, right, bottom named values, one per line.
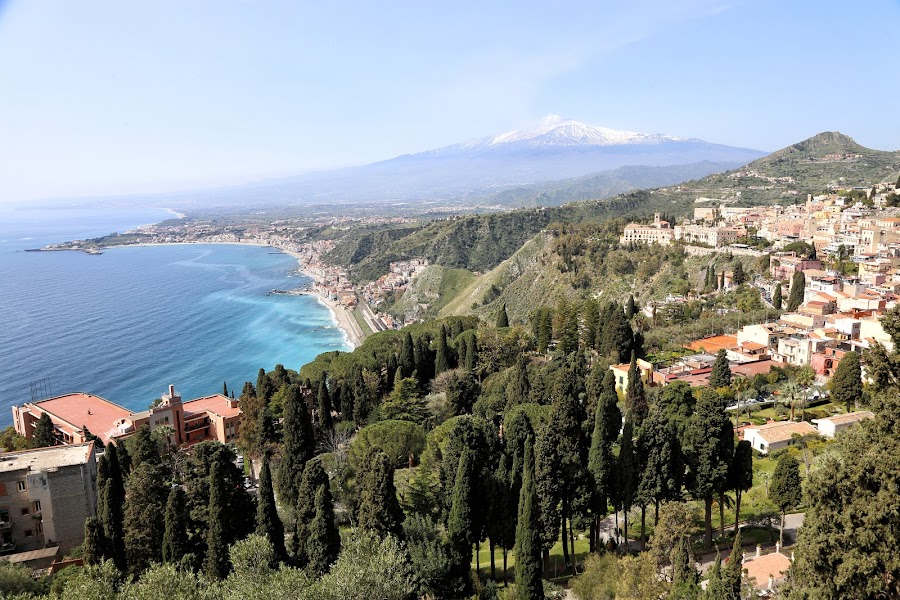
left=743, top=552, right=792, bottom=589
left=33, top=393, right=132, bottom=444
left=182, top=394, right=241, bottom=419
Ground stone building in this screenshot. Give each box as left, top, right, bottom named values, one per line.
left=0, top=442, right=98, bottom=554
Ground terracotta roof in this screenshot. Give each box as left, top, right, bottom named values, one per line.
left=183, top=394, right=241, bottom=419
left=739, top=342, right=767, bottom=351
left=32, top=394, right=132, bottom=444
left=748, top=421, right=817, bottom=443
left=743, top=552, right=792, bottom=589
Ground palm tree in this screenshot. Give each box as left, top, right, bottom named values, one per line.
left=795, top=366, right=816, bottom=422
left=780, top=380, right=801, bottom=421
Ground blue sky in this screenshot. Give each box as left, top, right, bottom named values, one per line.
left=0, top=0, right=897, bottom=203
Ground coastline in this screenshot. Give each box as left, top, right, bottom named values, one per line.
left=105, top=240, right=363, bottom=350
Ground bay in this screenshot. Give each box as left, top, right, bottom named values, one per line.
left=0, top=205, right=349, bottom=426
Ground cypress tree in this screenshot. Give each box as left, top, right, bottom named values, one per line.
left=497, top=303, right=509, bottom=328
left=223, top=381, right=228, bottom=397
left=787, top=270, right=805, bottom=311
left=414, top=335, right=434, bottom=384
left=769, top=453, right=801, bottom=547
left=719, top=271, right=725, bottom=291
left=277, top=384, right=315, bottom=507
left=625, top=352, right=647, bottom=426
left=617, top=420, right=637, bottom=544
left=773, top=282, right=783, bottom=310
left=161, top=487, right=188, bottom=565
left=709, top=348, right=732, bottom=389
left=99, top=444, right=126, bottom=571
left=306, top=485, right=340, bottom=576
left=636, top=404, right=682, bottom=525
left=703, top=554, right=727, bottom=600
left=318, top=377, right=333, bottom=432
left=237, top=381, right=260, bottom=457
left=447, top=448, right=477, bottom=592
left=671, top=536, right=696, bottom=586
left=435, top=326, right=450, bottom=375
left=831, top=351, right=862, bottom=413
left=732, top=261, right=745, bottom=286
left=464, top=333, right=477, bottom=371
left=117, top=443, right=132, bottom=479
left=357, top=447, right=404, bottom=538
left=256, top=453, right=286, bottom=563
left=123, top=463, right=166, bottom=575
left=722, top=528, right=743, bottom=599
left=729, top=440, right=753, bottom=531
left=601, top=305, right=633, bottom=363
left=32, top=413, right=55, bottom=448
left=626, top=294, right=636, bottom=319
left=514, top=438, right=542, bottom=600
left=582, top=299, right=600, bottom=350
left=505, top=354, right=531, bottom=410
left=83, top=516, right=106, bottom=566
left=257, top=400, right=275, bottom=449
left=588, top=370, right=621, bottom=549
left=257, top=368, right=275, bottom=403
left=131, top=424, right=158, bottom=467
left=399, top=331, right=415, bottom=378
left=204, top=461, right=230, bottom=579
left=687, top=387, right=733, bottom=550
left=294, top=458, right=329, bottom=566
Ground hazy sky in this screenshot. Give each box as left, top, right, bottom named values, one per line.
left=0, top=0, right=897, bottom=203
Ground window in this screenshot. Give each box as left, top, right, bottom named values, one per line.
left=16, top=482, right=25, bottom=493
left=20, top=508, right=27, bottom=516
left=32, top=500, right=40, bottom=513
left=24, top=529, right=32, bottom=537
left=35, top=522, right=42, bottom=534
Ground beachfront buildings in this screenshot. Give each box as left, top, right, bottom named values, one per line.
left=12, top=385, right=242, bottom=449
left=0, top=442, right=98, bottom=554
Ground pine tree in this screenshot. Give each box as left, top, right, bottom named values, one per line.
left=769, top=453, right=801, bottom=547
left=435, top=326, right=450, bottom=375
left=256, top=453, right=286, bottom=563
left=204, top=461, right=230, bottom=579
left=625, top=352, right=647, bottom=426
left=514, top=438, right=542, bottom=600
left=497, top=303, right=509, bottom=328
left=306, top=485, right=340, bottom=576
left=626, top=294, right=636, bottom=319
left=709, top=349, right=732, bottom=389
left=773, top=282, right=783, bottom=310
left=32, top=413, right=55, bottom=448
left=161, top=487, right=188, bottom=565
left=318, top=377, right=333, bottom=432
left=831, top=351, right=862, bottom=413
left=787, top=270, right=805, bottom=311
left=277, top=384, right=315, bottom=507
left=400, top=331, right=415, bottom=378
left=83, top=517, right=105, bottom=566
left=357, top=447, right=404, bottom=538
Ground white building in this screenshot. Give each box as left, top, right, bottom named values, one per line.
left=811, top=411, right=874, bottom=438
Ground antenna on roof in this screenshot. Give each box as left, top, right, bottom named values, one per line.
left=29, top=378, right=53, bottom=403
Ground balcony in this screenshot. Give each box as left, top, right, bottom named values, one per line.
left=0, top=521, right=11, bottom=530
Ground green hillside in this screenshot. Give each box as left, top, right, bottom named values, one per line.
left=386, top=265, right=476, bottom=319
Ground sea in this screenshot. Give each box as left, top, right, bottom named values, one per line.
left=0, top=204, right=350, bottom=427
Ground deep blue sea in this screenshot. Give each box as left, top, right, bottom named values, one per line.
left=0, top=205, right=349, bottom=426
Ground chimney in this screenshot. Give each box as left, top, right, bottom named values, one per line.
left=169, top=384, right=175, bottom=398
left=768, top=576, right=774, bottom=590
left=776, top=541, right=781, bottom=554
left=756, top=544, right=761, bottom=558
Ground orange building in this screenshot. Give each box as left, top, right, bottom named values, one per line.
left=13, top=385, right=241, bottom=449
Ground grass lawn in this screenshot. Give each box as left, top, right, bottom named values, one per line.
left=471, top=535, right=591, bottom=583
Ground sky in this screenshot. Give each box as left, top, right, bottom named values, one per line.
left=0, top=0, right=898, bottom=203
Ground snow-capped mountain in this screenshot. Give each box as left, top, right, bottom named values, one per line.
left=456, top=114, right=690, bottom=151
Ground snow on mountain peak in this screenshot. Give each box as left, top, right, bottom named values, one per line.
left=477, top=116, right=686, bottom=149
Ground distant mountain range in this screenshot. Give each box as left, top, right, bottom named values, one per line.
left=123, top=117, right=767, bottom=210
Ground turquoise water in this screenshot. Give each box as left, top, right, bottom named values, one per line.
left=0, top=205, right=349, bottom=425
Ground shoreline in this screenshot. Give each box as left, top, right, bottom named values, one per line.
left=103, top=240, right=363, bottom=350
